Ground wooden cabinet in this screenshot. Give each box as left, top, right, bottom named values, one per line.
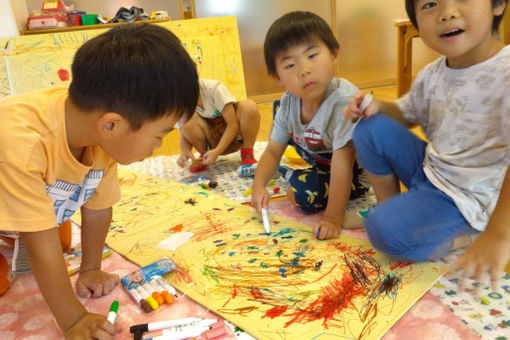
left=20, top=18, right=170, bottom=35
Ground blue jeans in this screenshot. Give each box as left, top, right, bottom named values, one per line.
left=353, top=114, right=477, bottom=260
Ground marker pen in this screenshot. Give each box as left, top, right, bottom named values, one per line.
left=154, top=275, right=178, bottom=297
left=159, top=326, right=211, bottom=340
left=359, top=92, right=373, bottom=114
left=106, top=300, right=119, bottom=324
left=152, top=277, right=174, bottom=304
left=130, top=318, right=216, bottom=334
left=163, top=318, right=218, bottom=332
left=261, top=208, right=270, bottom=234
left=138, top=284, right=159, bottom=310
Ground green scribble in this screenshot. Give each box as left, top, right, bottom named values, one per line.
left=248, top=258, right=257, bottom=263
left=299, top=239, right=308, bottom=243
left=260, top=262, right=268, bottom=269
left=276, top=250, right=283, bottom=257
left=202, top=266, right=220, bottom=283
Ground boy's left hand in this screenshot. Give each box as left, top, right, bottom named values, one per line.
left=314, top=216, right=341, bottom=240
left=450, top=231, right=510, bottom=292
left=76, top=269, right=119, bottom=298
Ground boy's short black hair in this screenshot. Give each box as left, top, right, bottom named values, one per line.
left=264, top=11, right=339, bottom=77
left=69, top=23, right=198, bottom=130
left=406, top=0, right=508, bottom=32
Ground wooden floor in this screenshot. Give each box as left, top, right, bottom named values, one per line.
left=154, top=85, right=400, bottom=156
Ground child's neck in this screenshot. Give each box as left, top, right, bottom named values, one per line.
left=64, top=98, right=97, bottom=161
left=447, top=37, right=505, bottom=69
left=300, top=92, right=327, bottom=124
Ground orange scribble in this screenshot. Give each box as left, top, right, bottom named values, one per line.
left=169, top=224, right=184, bottom=232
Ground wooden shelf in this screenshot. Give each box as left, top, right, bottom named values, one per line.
left=20, top=18, right=171, bottom=35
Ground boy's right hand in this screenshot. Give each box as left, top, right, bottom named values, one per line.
left=64, top=312, right=116, bottom=340
left=177, top=150, right=195, bottom=168
left=251, top=185, right=270, bottom=213
left=344, top=91, right=378, bottom=120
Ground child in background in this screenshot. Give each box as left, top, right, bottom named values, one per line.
left=177, top=78, right=261, bottom=176
left=252, top=11, right=368, bottom=240
left=344, top=0, right=510, bottom=290
left=0, top=23, right=198, bottom=339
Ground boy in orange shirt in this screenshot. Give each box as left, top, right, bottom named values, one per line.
left=0, top=23, right=198, bottom=339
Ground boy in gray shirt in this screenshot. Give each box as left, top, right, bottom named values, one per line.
left=252, top=11, right=367, bottom=240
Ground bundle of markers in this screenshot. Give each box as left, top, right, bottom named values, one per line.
left=121, top=258, right=178, bottom=312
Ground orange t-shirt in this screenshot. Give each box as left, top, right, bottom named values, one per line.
left=0, top=87, right=121, bottom=232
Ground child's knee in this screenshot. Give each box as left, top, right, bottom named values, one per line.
left=237, top=99, right=259, bottom=120
left=292, top=188, right=326, bottom=214
left=364, top=213, right=414, bottom=259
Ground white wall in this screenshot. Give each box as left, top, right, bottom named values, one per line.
left=0, top=0, right=19, bottom=38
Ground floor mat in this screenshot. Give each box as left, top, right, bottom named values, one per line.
left=125, top=142, right=287, bottom=204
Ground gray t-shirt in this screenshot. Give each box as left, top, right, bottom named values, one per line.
left=271, top=78, right=358, bottom=165
left=397, top=45, right=510, bottom=231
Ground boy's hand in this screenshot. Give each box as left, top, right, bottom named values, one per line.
left=450, top=231, right=510, bottom=292
left=76, top=270, right=119, bottom=299
left=344, top=91, right=378, bottom=120
left=314, top=216, right=341, bottom=240
left=64, top=312, right=116, bottom=340
left=177, top=150, right=194, bottom=168
left=202, top=149, right=220, bottom=166
left=251, top=185, right=270, bottom=213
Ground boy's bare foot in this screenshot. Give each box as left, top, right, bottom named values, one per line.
left=343, top=210, right=365, bottom=229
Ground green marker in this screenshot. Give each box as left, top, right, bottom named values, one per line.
left=107, top=300, right=119, bottom=324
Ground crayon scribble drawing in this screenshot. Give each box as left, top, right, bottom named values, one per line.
left=106, top=167, right=446, bottom=340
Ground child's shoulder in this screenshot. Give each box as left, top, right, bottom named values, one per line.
left=329, top=77, right=359, bottom=96
left=0, top=87, right=68, bottom=155
left=199, top=78, right=223, bottom=88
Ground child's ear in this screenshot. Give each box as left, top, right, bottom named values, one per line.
left=494, top=0, right=507, bottom=16
left=332, top=47, right=340, bottom=63
left=96, top=112, right=125, bottom=139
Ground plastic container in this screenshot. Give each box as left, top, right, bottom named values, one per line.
left=81, top=14, right=98, bottom=26
left=68, top=14, right=82, bottom=26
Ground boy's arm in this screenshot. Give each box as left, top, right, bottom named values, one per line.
left=202, top=103, right=238, bottom=165
left=20, top=228, right=88, bottom=332
left=316, top=142, right=355, bottom=239
left=177, top=130, right=195, bottom=167
left=77, top=206, right=119, bottom=298
left=251, top=139, right=287, bottom=212
left=451, top=166, right=510, bottom=291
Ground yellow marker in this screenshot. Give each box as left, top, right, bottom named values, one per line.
left=268, top=179, right=276, bottom=185
left=243, top=188, right=252, bottom=196
left=146, top=295, right=159, bottom=310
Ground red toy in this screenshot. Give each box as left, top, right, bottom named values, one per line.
left=189, top=158, right=206, bottom=173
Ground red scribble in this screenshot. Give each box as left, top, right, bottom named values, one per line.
left=283, top=272, right=364, bottom=328
left=389, top=259, right=413, bottom=271
left=57, top=69, right=69, bottom=81
left=265, top=305, right=288, bottom=319
left=250, top=287, right=265, bottom=300
left=329, top=241, right=376, bottom=256
left=169, top=224, right=184, bottom=232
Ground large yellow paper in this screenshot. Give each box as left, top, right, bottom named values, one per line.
left=106, top=167, right=446, bottom=340
left=1, top=16, right=246, bottom=100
